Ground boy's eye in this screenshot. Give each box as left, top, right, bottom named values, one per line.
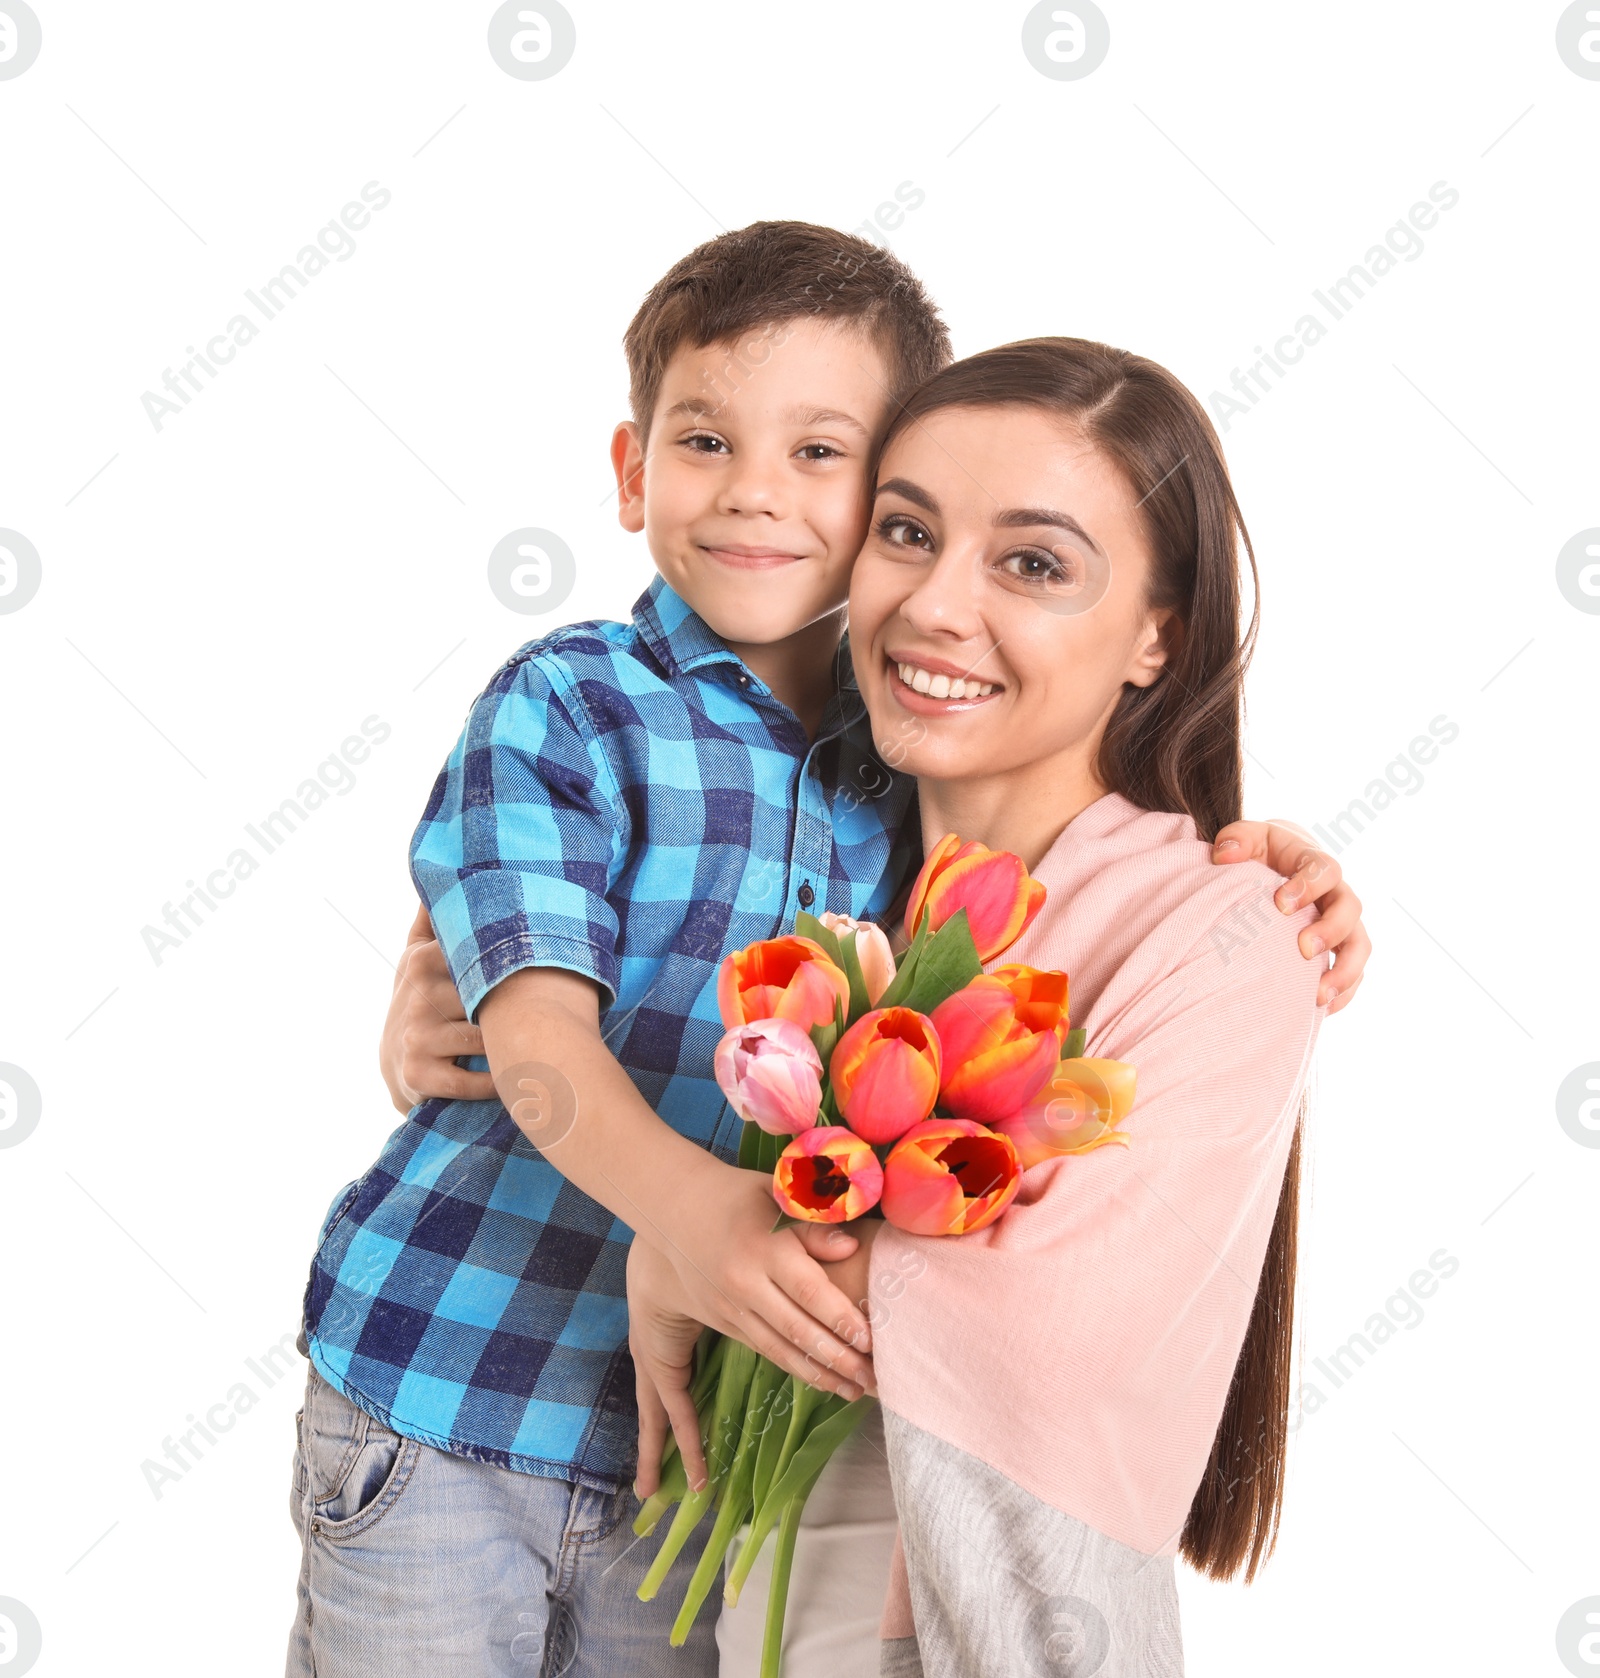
left=875, top=513, right=933, bottom=551
left=797, top=443, right=842, bottom=462
left=682, top=432, right=729, bottom=455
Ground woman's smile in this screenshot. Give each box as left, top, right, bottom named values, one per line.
left=886, top=650, right=1002, bottom=711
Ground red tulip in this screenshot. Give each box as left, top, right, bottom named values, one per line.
left=717, top=936, right=850, bottom=1032
left=772, top=1127, right=884, bottom=1223
left=713, top=1018, right=824, bottom=1136
left=828, top=1007, right=942, bottom=1145
left=904, top=833, right=1046, bottom=962
left=880, top=1118, right=1021, bottom=1236
left=991, top=1058, right=1137, bottom=1168
left=929, top=966, right=1069, bottom=1124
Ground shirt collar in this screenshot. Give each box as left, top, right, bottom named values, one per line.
left=633, top=575, right=751, bottom=680
left=632, top=574, right=868, bottom=740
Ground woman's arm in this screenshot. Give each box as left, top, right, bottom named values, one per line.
left=378, top=902, right=495, bottom=1112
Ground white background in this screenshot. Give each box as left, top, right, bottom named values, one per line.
left=1, top=2, right=1596, bottom=1674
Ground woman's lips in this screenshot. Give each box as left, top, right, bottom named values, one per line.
left=887, top=659, right=1002, bottom=714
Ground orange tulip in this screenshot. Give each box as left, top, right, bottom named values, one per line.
left=772, top=1127, right=884, bottom=1223
left=990, top=1058, right=1137, bottom=1168
left=880, top=1118, right=1021, bottom=1236
left=904, top=834, right=1046, bottom=962
left=717, top=936, right=850, bottom=1031
left=829, top=1007, right=942, bottom=1145
left=929, top=966, right=1069, bottom=1124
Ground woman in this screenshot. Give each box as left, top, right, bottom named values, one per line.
left=376, top=337, right=1366, bottom=1673
left=629, top=335, right=1336, bottom=1676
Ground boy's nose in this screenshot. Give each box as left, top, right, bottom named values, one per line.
left=717, top=457, right=788, bottom=518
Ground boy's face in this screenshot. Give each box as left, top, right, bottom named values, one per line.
left=612, top=317, right=895, bottom=651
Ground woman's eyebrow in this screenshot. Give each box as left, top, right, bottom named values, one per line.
left=874, top=476, right=939, bottom=512
left=995, top=506, right=1106, bottom=556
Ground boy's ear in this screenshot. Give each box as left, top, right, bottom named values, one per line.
left=1126, top=607, right=1182, bottom=689
left=611, top=422, right=646, bottom=533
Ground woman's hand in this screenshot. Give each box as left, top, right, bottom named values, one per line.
left=1210, top=820, right=1370, bottom=1015
left=627, top=1209, right=871, bottom=1497
left=378, top=903, right=495, bottom=1112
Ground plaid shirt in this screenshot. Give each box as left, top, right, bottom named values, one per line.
left=302, top=577, right=916, bottom=1491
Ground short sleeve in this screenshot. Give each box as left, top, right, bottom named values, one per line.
left=409, top=654, right=626, bottom=1017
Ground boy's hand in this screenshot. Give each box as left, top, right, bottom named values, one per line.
left=379, top=905, right=494, bottom=1112
left=629, top=1219, right=874, bottom=1497
left=642, top=1161, right=876, bottom=1400
left=1211, top=820, right=1370, bottom=1014
left=478, top=966, right=879, bottom=1411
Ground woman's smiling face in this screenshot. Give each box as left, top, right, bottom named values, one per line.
left=850, top=402, right=1176, bottom=798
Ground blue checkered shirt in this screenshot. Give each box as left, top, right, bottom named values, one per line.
left=302, top=577, right=916, bottom=1490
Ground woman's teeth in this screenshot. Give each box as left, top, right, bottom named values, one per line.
left=896, top=662, right=996, bottom=700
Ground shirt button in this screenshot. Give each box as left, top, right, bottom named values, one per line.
left=798, top=883, right=815, bottom=908
left=737, top=674, right=751, bottom=687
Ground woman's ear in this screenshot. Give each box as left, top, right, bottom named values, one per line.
left=1126, top=607, right=1182, bottom=689
left=611, top=422, right=646, bottom=533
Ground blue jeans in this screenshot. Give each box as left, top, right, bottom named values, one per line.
left=285, top=1369, right=719, bottom=1677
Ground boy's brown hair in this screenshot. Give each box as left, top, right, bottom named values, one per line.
left=623, top=221, right=951, bottom=440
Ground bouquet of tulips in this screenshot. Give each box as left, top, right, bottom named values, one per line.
left=632, top=836, right=1137, bottom=1674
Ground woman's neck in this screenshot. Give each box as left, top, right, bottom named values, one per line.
left=916, top=744, right=1109, bottom=874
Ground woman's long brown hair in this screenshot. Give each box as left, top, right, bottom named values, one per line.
left=880, top=337, right=1301, bottom=1583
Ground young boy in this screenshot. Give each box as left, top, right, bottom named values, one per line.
left=288, top=222, right=1368, bottom=1676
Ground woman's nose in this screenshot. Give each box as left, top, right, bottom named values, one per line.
left=899, top=546, right=986, bottom=640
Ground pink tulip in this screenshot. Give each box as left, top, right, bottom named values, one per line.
left=713, top=1019, right=824, bottom=1136
left=819, top=912, right=897, bottom=1005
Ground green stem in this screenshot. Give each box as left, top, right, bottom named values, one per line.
left=634, top=1449, right=688, bottom=1536
left=668, top=1357, right=783, bottom=1643
left=637, top=1483, right=714, bottom=1600
left=759, top=1496, right=805, bottom=1678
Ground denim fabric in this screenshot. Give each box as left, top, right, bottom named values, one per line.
left=285, top=1368, right=719, bottom=1678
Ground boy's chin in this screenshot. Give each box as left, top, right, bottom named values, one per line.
left=671, top=574, right=845, bottom=649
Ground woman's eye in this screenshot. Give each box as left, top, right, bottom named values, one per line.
left=875, top=514, right=933, bottom=551
left=1001, top=547, right=1074, bottom=585
left=683, top=432, right=729, bottom=455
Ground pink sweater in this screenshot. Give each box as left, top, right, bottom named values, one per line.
left=873, top=793, right=1322, bottom=1586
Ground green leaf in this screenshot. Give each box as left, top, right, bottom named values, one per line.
left=895, top=909, right=983, bottom=1014
left=738, top=1117, right=762, bottom=1170
left=809, top=1016, right=840, bottom=1070
left=836, top=931, right=872, bottom=1022
left=873, top=913, right=932, bottom=1011
left=1061, top=1027, right=1087, bottom=1060
left=794, top=912, right=843, bottom=966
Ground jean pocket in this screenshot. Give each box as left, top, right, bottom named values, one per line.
left=302, top=1375, right=418, bottom=1539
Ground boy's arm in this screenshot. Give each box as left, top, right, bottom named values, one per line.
left=478, top=965, right=875, bottom=1399
left=1211, top=818, right=1370, bottom=1014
